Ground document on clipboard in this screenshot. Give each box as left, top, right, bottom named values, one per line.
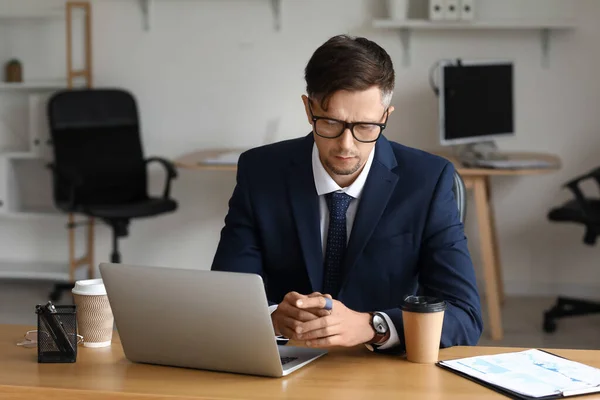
left=437, top=349, right=600, bottom=399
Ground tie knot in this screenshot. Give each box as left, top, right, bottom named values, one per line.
left=325, top=192, right=353, bottom=219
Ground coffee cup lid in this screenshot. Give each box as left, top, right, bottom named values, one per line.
left=401, top=295, right=446, bottom=313
left=72, top=279, right=106, bottom=296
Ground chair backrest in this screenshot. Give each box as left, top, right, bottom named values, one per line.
left=47, top=88, right=148, bottom=207
left=452, top=169, right=467, bottom=223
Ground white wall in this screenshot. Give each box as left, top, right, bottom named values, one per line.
left=1, top=0, right=599, bottom=298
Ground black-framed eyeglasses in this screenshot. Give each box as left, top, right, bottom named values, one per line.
left=308, top=99, right=389, bottom=143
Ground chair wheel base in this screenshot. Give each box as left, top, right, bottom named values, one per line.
left=542, top=296, right=600, bottom=334
left=543, top=315, right=557, bottom=333
left=49, top=289, right=62, bottom=302
left=48, top=282, right=75, bottom=302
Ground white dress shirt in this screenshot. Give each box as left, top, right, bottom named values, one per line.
left=270, top=143, right=400, bottom=350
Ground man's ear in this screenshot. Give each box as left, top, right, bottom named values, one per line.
left=301, top=95, right=312, bottom=126
left=386, top=105, right=395, bottom=118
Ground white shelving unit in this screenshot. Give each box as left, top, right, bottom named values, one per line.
left=372, top=19, right=577, bottom=67
left=0, top=86, right=64, bottom=219
left=0, top=2, right=93, bottom=284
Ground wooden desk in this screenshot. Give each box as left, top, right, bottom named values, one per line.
left=175, top=148, right=240, bottom=171
left=175, top=149, right=561, bottom=341
left=3, top=324, right=599, bottom=400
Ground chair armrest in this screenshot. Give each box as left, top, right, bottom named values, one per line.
left=562, top=167, right=600, bottom=219
left=145, top=157, right=178, bottom=198
left=563, top=166, right=600, bottom=188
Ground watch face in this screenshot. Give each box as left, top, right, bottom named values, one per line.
left=373, top=314, right=388, bottom=334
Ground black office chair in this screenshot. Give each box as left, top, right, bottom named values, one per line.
left=542, top=166, right=600, bottom=333
left=47, top=88, right=178, bottom=267
left=452, top=169, right=467, bottom=224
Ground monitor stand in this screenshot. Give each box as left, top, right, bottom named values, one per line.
left=456, top=141, right=508, bottom=166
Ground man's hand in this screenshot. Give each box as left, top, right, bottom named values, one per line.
left=294, top=296, right=375, bottom=348
left=271, top=292, right=331, bottom=338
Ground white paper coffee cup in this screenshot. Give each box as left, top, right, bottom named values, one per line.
left=72, top=279, right=114, bottom=348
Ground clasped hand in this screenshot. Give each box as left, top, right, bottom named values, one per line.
left=271, top=291, right=374, bottom=348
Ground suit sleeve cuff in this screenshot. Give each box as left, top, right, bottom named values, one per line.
left=365, top=312, right=401, bottom=351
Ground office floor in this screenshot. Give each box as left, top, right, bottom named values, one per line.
left=2, top=279, right=599, bottom=349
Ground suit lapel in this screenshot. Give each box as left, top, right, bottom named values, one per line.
left=287, top=134, right=323, bottom=292
left=341, top=137, right=399, bottom=288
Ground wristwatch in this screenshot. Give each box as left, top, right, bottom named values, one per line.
left=368, top=312, right=389, bottom=345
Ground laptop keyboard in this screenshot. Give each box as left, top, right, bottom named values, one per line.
left=280, top=356, right=298, bottom=365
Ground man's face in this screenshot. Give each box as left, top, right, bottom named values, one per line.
left=302, top=87, right=394, bottom=187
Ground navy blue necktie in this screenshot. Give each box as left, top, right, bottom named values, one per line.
left=323, top=192, right=353, bottom=297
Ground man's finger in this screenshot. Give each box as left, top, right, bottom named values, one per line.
left=298, top=307, right=330, bottom=317
left=297, top=324, right=340, bottom=341
left=278, top=325, right=296, bottom=340
left=283, top=291, right=304, bottom=304
left=278, top=316, right=301, bottom=338
left=279, top=298, right=322, bottom=319
left=308, top=308, right=331, bottom=318
left=288, top=307, right=321, bottom=322
left=295, top=296, right=327, bottom=309
left=306, top=335, right=341, bottom=348
left=297, top=315, right=336, bottom=334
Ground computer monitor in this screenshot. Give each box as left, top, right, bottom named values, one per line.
left=438, top=59, right=514, bottom=147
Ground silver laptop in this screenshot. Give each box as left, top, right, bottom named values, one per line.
left=99, top=262, right=327, bottom=377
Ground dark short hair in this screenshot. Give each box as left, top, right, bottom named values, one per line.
left=304, top=34, right=395, bottom=111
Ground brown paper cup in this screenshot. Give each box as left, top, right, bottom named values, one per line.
left=72, top=279, right=114, bottom=348
left=401, top=295, right=446, bottom=364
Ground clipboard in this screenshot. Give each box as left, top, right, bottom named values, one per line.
left=436, top=349, right=600, bottom=400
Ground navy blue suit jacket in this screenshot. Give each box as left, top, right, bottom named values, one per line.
left=211, top=134, right=483, bottom=352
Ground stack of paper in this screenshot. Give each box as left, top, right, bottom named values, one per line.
left=438, top=349, right=600, bottom=399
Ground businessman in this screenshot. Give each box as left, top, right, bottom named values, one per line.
left=211, top=34, right=483, bottom=353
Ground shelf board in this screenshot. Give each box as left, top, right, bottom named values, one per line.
left=0, top=260, right=69, bottom=281
left=138, top=0, right=282, bottom=31
left=0, top=210, right=62, bottom=220
left=0, top=9, right=67, bottom=21
left=373, top=19, right=577, bottom=30
left=0, top=151, right=42, bottom=160
left=0, top=81, right=67, bottom=91
left=372, top=19, right=577, bottom=68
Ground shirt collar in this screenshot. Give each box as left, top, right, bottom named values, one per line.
left=312, top=142, right=375, bottom=199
